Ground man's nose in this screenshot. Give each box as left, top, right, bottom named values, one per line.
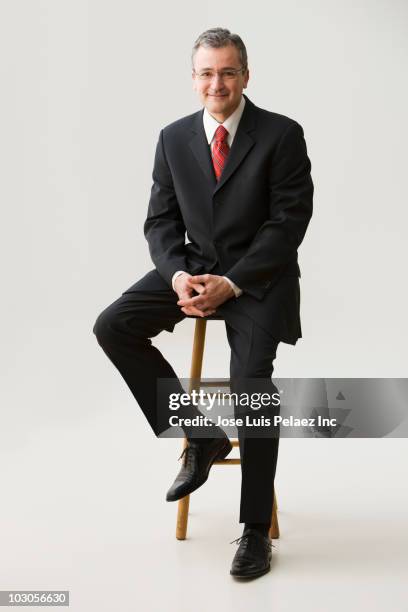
left=209, top=73, right=226, bottom=91
left=212, top=73, right=223, bottom=85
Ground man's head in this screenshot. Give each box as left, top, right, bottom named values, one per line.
left=192, top=28, right=249, bottom=123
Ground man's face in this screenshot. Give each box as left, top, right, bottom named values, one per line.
left=192, top=44, right=249, bottom=122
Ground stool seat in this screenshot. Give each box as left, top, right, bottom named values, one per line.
left=175, top=317, right=279, bottom=540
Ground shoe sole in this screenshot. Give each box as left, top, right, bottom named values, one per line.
left=230, top=564, right=271, bottom=579
left=167, top=439, right=233, bottom=501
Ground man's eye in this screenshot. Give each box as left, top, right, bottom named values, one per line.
left=223, top=71, right=235, bottom=77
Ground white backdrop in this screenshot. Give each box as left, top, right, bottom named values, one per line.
left=1, top=2, right=407, bottom=610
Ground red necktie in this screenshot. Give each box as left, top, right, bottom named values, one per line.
left=211, top=125, right=230, bottom=181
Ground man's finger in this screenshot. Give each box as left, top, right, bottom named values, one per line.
left=186, top=280, right=206, bottom=294
left=181, top=305, right=207, bottom=317
left=178, top=295, right=208, bottom=307
left=189, top=274, right=210, bottom=284
left=178, top=291, right=192, bottom=302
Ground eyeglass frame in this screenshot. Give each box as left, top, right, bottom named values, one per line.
left=192, top=67, right=247, bottom=81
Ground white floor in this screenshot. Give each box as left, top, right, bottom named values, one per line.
left=1, top=405, right=407, bottom=612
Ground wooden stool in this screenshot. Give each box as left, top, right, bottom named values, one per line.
left=175, top=318, right=280, bottom=540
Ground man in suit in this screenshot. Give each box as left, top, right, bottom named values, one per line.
left=93, top=27, right=313, bottom=579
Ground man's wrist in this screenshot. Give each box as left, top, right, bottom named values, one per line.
left=171, top=270, right=188, bottom=291
left=223, top=276, right=243, bottom=298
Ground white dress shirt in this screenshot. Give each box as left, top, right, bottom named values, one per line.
left=171, top=96, right=246, bottom=298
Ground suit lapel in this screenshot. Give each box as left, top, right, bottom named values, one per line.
left=188, top=94, right=257, bottom=194
left=213, top=98, right=256, bottom=194
left=188, top=110, right=217, bottom=188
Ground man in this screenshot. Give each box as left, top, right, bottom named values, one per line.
left=93, top=27, right=313, bottom=579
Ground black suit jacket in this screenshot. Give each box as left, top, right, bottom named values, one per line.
left=143, top=94, right=313, bottom=345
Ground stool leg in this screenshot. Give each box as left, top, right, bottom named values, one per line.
left=175, top=319, right=207, bottom=540
left=176, top=437, right=190, bottom=540
left=189, top=319, right=207, bottom=383
left=176, top=495, right=190, bottom=540
left=269, top=486, right=280, bottom=539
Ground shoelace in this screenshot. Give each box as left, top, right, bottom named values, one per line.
left=177, top=444, right=201, bottom=469
left=230, top=533, right=275, bottom=550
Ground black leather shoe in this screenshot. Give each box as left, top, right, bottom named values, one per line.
left=166, top=436, right=232, bottom=502
left=230, top=528, right=274, bottom=579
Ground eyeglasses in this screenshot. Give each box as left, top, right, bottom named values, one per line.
left=193, top=68, right=245, bottom=81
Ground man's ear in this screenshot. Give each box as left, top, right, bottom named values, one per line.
left=243, top=69, right=250, bottom=89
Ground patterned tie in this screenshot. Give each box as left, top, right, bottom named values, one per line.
left=211, top=125, right=230, bottom=181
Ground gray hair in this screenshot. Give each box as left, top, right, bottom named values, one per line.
left=191, top=28, right=248, bottom=71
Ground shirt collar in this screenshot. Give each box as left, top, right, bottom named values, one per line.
left=203, top=95, right=246, bottom=145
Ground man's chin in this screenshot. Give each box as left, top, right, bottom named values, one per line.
left=206, top=96, right=231, bottom=112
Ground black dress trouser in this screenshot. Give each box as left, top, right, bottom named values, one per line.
left=92, top=269, right=280, bottom=524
